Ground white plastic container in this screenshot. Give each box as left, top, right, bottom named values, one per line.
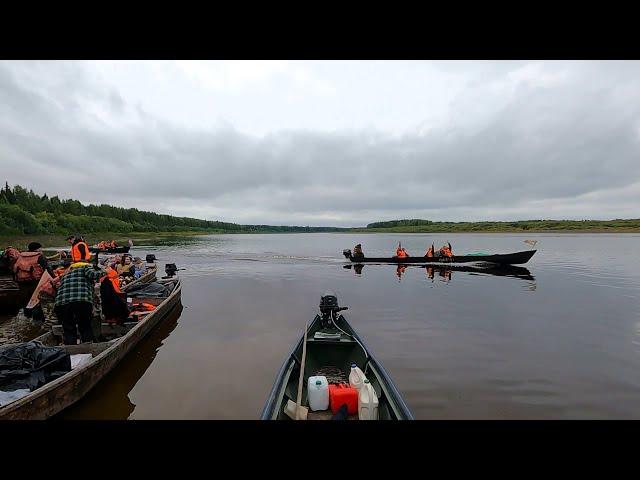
left=307, top=375, right=329, bottom=411
left=349, top=363, right=366, bottom=390
left=358, top=379, right=379, bottom=420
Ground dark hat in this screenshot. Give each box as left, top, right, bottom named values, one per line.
left=355, top=244, right=361, bottom=248
left=28, top=242, right=42, bottom=251
left=66, top=235, right=75, bottom=241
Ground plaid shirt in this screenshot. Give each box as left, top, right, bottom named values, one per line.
left=55, top=265, right=103, bottom=307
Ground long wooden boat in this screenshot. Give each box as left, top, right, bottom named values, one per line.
left=0, top=276, right=182, bottom=420
left=261, top=294, right=413, bottom=420
left=89, top=246, right=130, bottom=254
left=343, top=249, right=536, bottom=265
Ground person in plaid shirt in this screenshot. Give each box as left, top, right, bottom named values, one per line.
left=54, top=261, right=104, bottom=344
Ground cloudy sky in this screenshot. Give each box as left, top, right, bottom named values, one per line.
left=1, top=60, right=639, bottom=226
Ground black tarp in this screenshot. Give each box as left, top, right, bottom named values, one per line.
left=125, top=282, right=169, bottom=298
left=0, top=341, right=71, bottom=392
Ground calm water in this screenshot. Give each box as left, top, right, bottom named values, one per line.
left=3, top=233, right=640, bottom=419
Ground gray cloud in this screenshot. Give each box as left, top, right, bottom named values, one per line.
left=1, top=61, right=639, bottom=227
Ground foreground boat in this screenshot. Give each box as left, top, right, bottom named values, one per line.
left=89, top=246, right=130, bottom=254
left=0, top=275, right=182, bottom=420
left=261, top=293, right=413, bottom=420
left=343, top=249, right=536, bottom=265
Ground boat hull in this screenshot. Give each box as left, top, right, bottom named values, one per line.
left=0, top=277, right=182, bottom=420
left=261, top=313, right=413, bottom=420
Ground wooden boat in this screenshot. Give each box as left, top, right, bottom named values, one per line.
left=89, top=246, right=130, bottom=254
left=343, top=249, right=537, bottom=265
left=0, top=275, right=182, bottom=420
left=261, top=293, right=413, bottom=420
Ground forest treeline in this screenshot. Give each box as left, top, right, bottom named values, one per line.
left=0, top=183, right=346, bottom=235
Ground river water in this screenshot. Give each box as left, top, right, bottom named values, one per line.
left=2, top=233, right=640, bottom=419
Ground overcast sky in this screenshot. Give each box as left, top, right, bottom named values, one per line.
left=1, top=60, right=639, bottom=227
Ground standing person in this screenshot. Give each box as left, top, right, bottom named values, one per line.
left=54, top=261, right=103, bottom=344
left=100, top=264, right=129, bottom=325
left=67, top=235, right=91, bottom=263
left=13, top=242, right=54, bottom=319
left=13, top=242, right=53, bottom=282
left=39, top=259, right=71, bottom=327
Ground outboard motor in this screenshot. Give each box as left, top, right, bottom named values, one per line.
left=165, top=263, right=178, bottom=277
left=342, top=249, right=352, bottom=259
left=319, top=292, right=348, bottom=329
left=145, top=254, right=157, bottom=263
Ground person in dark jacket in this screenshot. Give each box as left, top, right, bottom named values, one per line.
left=99, top=264, right=129, bottom=325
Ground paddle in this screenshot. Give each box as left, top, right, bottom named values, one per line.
left=295, top=321, right=309, bottom=420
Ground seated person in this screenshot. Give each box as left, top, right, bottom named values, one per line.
left=352, top=244, right=364, bottom=258
left=132, top=257, right=146, bottom=279
left=395, top=243, right=409, bottom=258
left=116, top=255, right=133, bottom=275
left=425, top=244, right=435, bottom=257
left=439, top=242, right=453, bottom=258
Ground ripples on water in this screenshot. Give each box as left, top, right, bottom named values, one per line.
left=3, top=233, right=640, bottom=419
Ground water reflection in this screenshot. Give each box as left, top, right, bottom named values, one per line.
left=56, top=303, right=183, bottom=420
left=344, top=263, right=536, bottom=283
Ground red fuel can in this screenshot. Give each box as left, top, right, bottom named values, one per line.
left=329, top=383, right=358, bottom=415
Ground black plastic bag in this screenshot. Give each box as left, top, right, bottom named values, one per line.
left=0, top=341, right=71, bottom=392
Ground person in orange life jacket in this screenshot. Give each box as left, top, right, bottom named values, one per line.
left=14, top=242, right=54, bottom=320
left=395, top=242, right=409, bottom=258
left=67, top=235, right=91, bottom=262
left=13, top=242, right=53, bottom=283
left=100, top=264, right=128, bottom=325
left=439, top=242, right=453, bottom=258
left=425, top=244, right=435, bottom=257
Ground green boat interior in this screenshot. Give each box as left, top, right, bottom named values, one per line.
left=269, top=294, right=406, bottom=420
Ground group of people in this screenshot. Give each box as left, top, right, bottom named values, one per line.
left=3, top=234, right=147, bottom=345
left=96, top=240, right=118, bottom=250
left=352, top=242, right=454, bottom=259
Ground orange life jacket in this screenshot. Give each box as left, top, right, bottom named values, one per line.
left=54, top=266, right=68, bottom=277
left=71, top=241, right=91, bottom=262
left=426, top=246, right=434, bottom=257
left=131, top=302, right=156, bottom=313
left=13, top=251, right=44, bottom=282
left=100, top=268, right=122, bottom=294
left=439, top=247, right=453, bottom=258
